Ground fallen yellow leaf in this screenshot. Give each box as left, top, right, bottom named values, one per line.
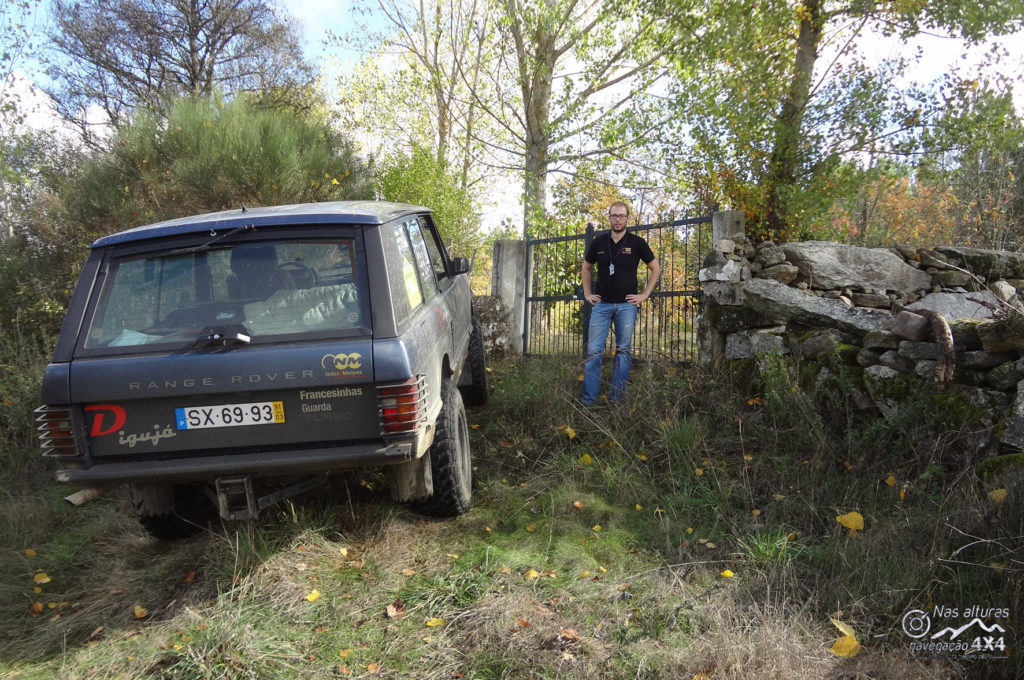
left=885, top=475, right=896, bottom=487
left=305, top=590, right=321, bottom=602
left=836, top=511, right=864, bottom=537
left=33, top=573, right=51, bottom=584
left=578, top=454, right=593, bottom=465
left=338, top=665, right=352, bottom=675
left=694, top=467, right=704, bottom=476
left=562, top=426, right=577, bottom=439
left=988, top=488, right=1008, bottom=504
left=523, top=569, right=540, bottom=580
left=24, top=549, right=36, bottom=558
left=579, top=570, right=590, bottom=579
left=751, top=509, right=761, bottom=516
left=592, top=524, right=602, bottom=532
left=425, top=617, right=445, bottom=627
left=830, top=617, right=856, bottom=638
left=830, top=634, right=860, bottom=657
left=635, top=504, right=643, bottom=511
left=367, top=662, right=380, bottom=673
left=773, top=493, right=785, bottom=501
left=720, top=569, right=734, bottom=578
left=133, top=605, right=148, bottom=619
left=339, top=648, right=353, bottom=658
left=402, top=568, right=416, bottom=576
left=339, top=547, right=349, bottom=557
left=526, top=523, right=537, bottom=532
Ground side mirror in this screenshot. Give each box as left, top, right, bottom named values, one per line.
left=451, top=257, right=471, bottom=275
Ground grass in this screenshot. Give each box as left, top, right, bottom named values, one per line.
left=0, top=354, right=1021, bottom=679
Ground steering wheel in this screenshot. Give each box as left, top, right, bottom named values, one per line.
left=276, top=261, right=317, bottom=289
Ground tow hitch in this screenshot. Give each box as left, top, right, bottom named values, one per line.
left=216, top=475, right=328, bottom=521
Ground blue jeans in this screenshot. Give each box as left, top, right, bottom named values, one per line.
left=581, top=302, right=639, bottom=404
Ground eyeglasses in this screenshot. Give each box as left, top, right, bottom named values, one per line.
left=610, top=213, right=628, bottom=220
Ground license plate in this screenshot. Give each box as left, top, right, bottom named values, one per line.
left=175, top=401, right=285, bottom=430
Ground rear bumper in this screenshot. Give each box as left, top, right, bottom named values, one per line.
left=55, top=441, right=415, bottom=486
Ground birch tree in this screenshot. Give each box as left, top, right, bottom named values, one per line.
left=477, top=0, right=670, bottom=236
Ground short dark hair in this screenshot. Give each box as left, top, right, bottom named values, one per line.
left=609, top=201, right=630, bottom=216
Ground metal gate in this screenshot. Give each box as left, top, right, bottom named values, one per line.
left=524, top=214, right=712, bottom=362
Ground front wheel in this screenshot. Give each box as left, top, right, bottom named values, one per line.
left=421, top=378, right=472, bottom=516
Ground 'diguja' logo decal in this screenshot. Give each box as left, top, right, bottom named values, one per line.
left=84, top=404, right=127, bottom=437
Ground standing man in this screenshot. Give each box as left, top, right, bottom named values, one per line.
left=580, top=201, right=661, bottom=405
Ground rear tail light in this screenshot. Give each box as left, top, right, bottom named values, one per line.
left=377, top=376, right=425, bottom=434
left=35, top=405, right=81, bottom=458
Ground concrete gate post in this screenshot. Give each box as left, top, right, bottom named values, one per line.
left=491, top=239, right=526, bottom=354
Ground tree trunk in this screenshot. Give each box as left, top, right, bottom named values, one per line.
left=518, top=16, right=555, bottom=239
left=763, top=0, right=824, bottom=239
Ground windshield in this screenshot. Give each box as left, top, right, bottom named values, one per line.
left=83, top=238, right=364, bottom=350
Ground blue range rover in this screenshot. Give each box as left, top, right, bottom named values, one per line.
left=37, top=201, right=487, bottom=538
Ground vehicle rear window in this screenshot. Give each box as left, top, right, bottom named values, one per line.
left=83, top=239, right=365, bottom=350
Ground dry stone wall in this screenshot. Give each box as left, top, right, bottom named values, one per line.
left=698, top=238, right=1024, bottom=453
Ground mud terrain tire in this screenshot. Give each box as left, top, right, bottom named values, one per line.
left=460, top=319, right=488, bottom=406
left=421, top=378, right=472, bottom=516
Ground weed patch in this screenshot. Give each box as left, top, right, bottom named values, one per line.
left=0, top=356, right=1019, bottom=678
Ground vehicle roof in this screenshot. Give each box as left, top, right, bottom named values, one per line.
left=89, top=201, right=431, bottom=248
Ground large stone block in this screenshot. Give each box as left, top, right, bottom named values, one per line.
left=906, top=290, right=1001, bottom=320
left=863, top=329, right=901, bottom=350
left=724, top=328, right=788, bottom=359
left=738, top=277, right=891, bottom=336
left=780, top=241, right=932, bottom=291
left=934, top=246, right=1024, bottom=280
left=786, top=328, right=851, bottom=358
left=977, top=315, right=1024, bottom=353
left=998, top=379, right=1024, bottom=450
left=757, top=263, right=799, bottom=284
left=889, top=310, right=930, bottom=341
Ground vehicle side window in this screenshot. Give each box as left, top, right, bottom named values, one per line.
left=418, top=216, right=448, bottom=278
left=406, top=219, right=439, bottom=299
left=393, top=221, right=424, bottom=311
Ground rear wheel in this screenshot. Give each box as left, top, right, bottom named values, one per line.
left=421, top=378, right=472, bottom=516
left=459, top=319, right=488, bottom=406
left=130, top=484, right=215, bottom=540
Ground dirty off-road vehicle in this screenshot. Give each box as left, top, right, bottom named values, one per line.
left=37, top=202, right=487, bottom=538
